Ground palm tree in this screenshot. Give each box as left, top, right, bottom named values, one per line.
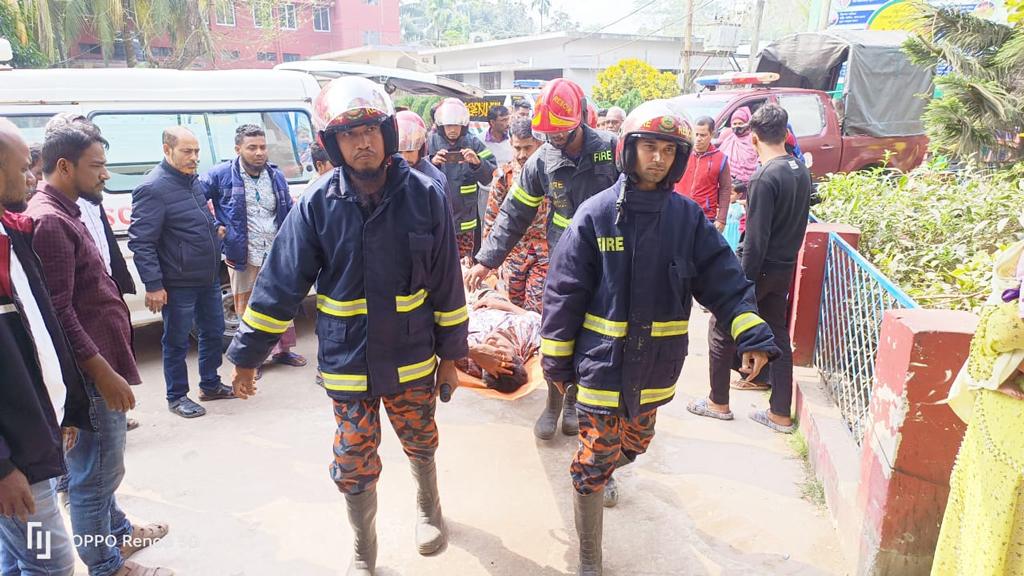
left=903, top=3, right=1024, bottom=163
left=532, top=0, right=551, bottom=32
left=424, top=0, right=454, bottom=45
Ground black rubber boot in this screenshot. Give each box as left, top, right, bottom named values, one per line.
left=344, top=488, right=377, bottom=576
left=562, top=385, right=579, bottom=436
left=411, top=459, right=446, bottom=555
left=533, top=382, right=563, bottom=440
left=574, top=490, right=604, bottom=576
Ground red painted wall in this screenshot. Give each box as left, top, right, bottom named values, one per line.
left=70, top=0, right=400, bottom=69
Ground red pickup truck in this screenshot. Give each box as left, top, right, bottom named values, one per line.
left=667, top=88, right=928, bottom=179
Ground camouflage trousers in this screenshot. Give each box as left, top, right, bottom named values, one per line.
left=330, top=386, right=439, bottom=495
left=571, top=408, right=658, bottom=494
left=457, top=231, right=476, bottom=259
left=500, top=249, right=547, bottom=314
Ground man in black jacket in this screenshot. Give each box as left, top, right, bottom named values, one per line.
left=128, top=127, right=235, bottom=419
left=697, top=104, right=811, bottom=434
left=0, top=118, right=88, bottom=576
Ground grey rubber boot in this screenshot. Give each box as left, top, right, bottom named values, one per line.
left=562, top=385, right=579, bottom=436
left=344, top=488, right=378, bottom=576
left=603, top=476, right=619, bottom=508
left=534, top=382, right=564, bottom=440
left=411, top=459, right=446, bottom=555
left=574, top=490, right=604, bottom=576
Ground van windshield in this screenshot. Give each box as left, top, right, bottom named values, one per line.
left=92, top=110, right=315, bottom=193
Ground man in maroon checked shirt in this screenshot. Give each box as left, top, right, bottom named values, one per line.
left=25, top=122, right=172, bottom=576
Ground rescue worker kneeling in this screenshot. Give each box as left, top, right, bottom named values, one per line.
left=225, top=77, right=468, bottom=576
left=540, top=101, right=780, bottom=576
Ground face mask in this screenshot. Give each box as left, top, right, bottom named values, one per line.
left=733, top=125, right=750, bottom=136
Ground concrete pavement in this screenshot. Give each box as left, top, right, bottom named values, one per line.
left=102, top=308, right=847, bottom=576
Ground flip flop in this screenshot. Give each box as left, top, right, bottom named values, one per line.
left=272, top=352, right=308, bottom=367
left=686, top=397, right=735, bottom=421
left=731, top=379, right=770, bottom=391
left=749, top=409, right=797, bottom=434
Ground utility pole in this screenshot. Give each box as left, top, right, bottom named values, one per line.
left=748, top=0, right=765, bottom=72
left=682, top=0, right=694, bottom=93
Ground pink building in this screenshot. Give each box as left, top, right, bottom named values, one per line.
left=71, top=0, right=400, bottom=69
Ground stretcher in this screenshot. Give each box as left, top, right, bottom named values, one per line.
left=455, top=356, right=544, bottom=401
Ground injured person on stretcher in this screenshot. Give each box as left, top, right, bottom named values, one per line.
left=455, top=287, right=542, bottom=394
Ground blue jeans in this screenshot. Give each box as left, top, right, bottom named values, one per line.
left=162, top=283, right=225, bottom=402
left=0, top=478, right=76, bottom=576
left=66, top=384, right=132, bottom=576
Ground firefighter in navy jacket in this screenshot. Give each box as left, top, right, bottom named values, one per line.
left=540, top=101, right=779, bottom=576
left=427, top=98, right=496, bottom=258
left=466, top=78, right=619, bottom=442
left=226, top=77, right=468, bottom=576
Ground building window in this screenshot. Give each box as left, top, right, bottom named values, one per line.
left=279, top=3, right=297, bottom=29
left=362, top=30, right=380, bottom=45
left=256, top=51, right=278, bottom=62
left=313, top=6, right=331, bottom=32
left=150, top=46, right=173, bottom=58
left=283, top=53, right=302, bottom=62
left=445, top=73, right=465, bottom=82
left=253, top=4, right=274, bottom=28
left=221, top=49, right=240, bottom=60
left=480, top=72, right=501, bottom=90
left=215, top=1, right=235, bottom=26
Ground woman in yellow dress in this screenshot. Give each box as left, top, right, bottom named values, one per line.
left=932, top=242, right=1024, bottom=576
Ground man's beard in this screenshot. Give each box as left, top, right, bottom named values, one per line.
left=350, top=165, right=386, bottom=181
left=79, top=188, right=104, bottom=205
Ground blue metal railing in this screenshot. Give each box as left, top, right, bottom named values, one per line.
left=814, top=232, right=918, bottom=445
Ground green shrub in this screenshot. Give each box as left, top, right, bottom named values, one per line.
left=813, top=161, right=1024, bottom=311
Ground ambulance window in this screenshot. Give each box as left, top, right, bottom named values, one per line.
left=92, top=110, right=314, bottom=193
left=206, top=111, right=314, bottom=182
left=6, top=115, right=53, bottom=145
left=93, top=113, right=212, bottom=193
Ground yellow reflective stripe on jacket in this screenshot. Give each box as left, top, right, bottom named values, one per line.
left=651, top=320, right=689, bottom=337
left=540, top=338, right=575, bottom=357
left=318, top=291, right=427, bottom=316
left=320, top=372, right=369, bottom=392
left=398, top=357, right=437, bottom=383
left=317, top=295, right=369, bottom=317
left=551, top=212, right=571, bottom=229
left=460, top=184, right=478, bottom=195
left=477, top=148, right=494, bottom=159
left=434, top=306, right=469, bottom=327
left=511, top=185, right=542, bottom=208
left=242, top=308, right=290, bottom=334
left=731, top=312, right=766, bottom=340
left=576, top=385, right=620, bottom=408
left=582, top=313, right=628, bottom=338
left=396, top=289, right=428, bottom=313
left=460, top=219, right=478, bottom=231
left=640, top=385, right=676, bottom=405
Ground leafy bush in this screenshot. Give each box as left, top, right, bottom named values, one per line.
left=813, top=162, right=1024, bottom=311
left=592, top=59, right=679, bottom=113
left=393, top=95, right=442, bottom=126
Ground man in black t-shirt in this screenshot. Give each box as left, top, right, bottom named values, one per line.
left=690, top=104, right=811, bottom=434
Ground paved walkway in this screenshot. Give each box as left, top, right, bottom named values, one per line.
left=101, top=308, right=847, bottom=575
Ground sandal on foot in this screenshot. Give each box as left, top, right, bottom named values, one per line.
left=168, top=398, right=206, bottom=419
left=198, top=384, right=236, bottom=402
left=114, top=560, right=174, bottom=576
left=686, top=398, right=734, bottom=421
left=271, top=352, right=307, bottom=367
left=731, top=379, right=770, bottom=391
left=119, top=522, right=170, bottom=559
left=749, top=410, right=797, bottom=434
left=126, top=418, right=140, bottom=431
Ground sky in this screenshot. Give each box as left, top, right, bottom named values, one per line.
left=552, top=0, right=658, bottom=34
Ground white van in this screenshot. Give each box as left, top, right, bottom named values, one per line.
left=0, top=68, right=322, bottom=335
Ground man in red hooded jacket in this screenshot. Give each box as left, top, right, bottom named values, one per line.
left=673, top=116, right=731, bottom=231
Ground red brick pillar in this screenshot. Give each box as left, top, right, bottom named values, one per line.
left=789, top=223, right=860, bottom=366
left=856, top=309, right=975, bottom=575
